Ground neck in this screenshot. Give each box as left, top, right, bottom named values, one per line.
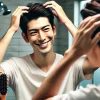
left=30, top=51, right=56, bottom=72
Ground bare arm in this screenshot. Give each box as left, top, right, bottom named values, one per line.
left=0, top=27, right=16, bottom=63
left=46, top=85, right=100, bottom=100
left=80, top=15, right=100, bottom=76
left=43, top=1, right=100, bottom=75
left=0, top=6, right=29, bottom=63
left=0, top=6, right=29, bottom=100
left=32, top=14, right=100, bottom=100
left=43, top=1, right=77, bottom=37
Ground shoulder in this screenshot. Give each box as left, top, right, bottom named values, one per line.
left=12, top=54, right=30, bottom=61
left=56, top=53, right=63, bottom=58
left=73, top=55, right=87, bottom=66
left=69, top=55, right=87, bottom=73
left=54, top=53, right=63, bottom=64
left=1, top=54, right=30, bottom=66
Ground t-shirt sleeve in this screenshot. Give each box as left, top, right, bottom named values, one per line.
left=52, top=85, right=100, bottom=100
left=0, top=58, right=17, bottom=87
left=73, top=55, right=93, bottom=85
left=52, top=94, right=68, bottom=100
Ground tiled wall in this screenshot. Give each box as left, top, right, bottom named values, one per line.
left=0, top=0, right=74, bottom=100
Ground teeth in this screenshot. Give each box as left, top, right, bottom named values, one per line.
left=35, top=39, right=51, bottom=47
left=40, top=43, right=47, bottom=47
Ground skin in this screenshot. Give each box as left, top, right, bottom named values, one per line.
left=0, top=6, right=29, bottom=100
left=0, top=1, right=100, bottom=100
left=32, top=14, right=100, bottom=100
left=23, top=17, right=57, bottom=72
left=32, top=1, right=100, bottom=100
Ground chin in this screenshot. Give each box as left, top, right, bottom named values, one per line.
left=39, top=47, right=52, bottom=54
left=40, top=50, right=51, bottom=54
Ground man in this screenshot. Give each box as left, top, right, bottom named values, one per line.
left=0, top=1, right=100, bottom=100
left=32, top=14, right=100, bottom=100
left=31, top=1, right=100, bottom=100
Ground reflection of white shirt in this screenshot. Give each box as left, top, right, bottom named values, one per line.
left=1, top=54, right=89, bottom=100
left=53, top=84, right=100, bottom=100
left=57, top=56, right=89, bottom=95
left=1, top=53, right=63, bottom=100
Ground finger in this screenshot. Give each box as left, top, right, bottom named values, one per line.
left=15, top=10, right=28, bottom=17
left=91, top=32, right=100, bottom=48
left=87, top=20, right=100, bottom=37
left=45, top=5, right=57, bottom=16
left=43, top=1, right=58, bottom=7
left=12, top=6, right=29, bottom=15
left=13, top=7, right=28, bottom=17
left=79, top=16, right=91, bottom=29
left=82, top=14, right=100, bottom=30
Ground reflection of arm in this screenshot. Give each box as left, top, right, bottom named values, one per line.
left=47, top=84, right=100, bottom=100
left=32, top=49, right=82, bottom=100
left=0, top=6, right=29, bottom=63
left=0, top=15, right=18, bottom=100
left=0, top=28, right=16, bottom=63
left=63, top=17, right=77, bottom=37
left=0, top=6, right=29, bottom=100
left=43, top=1, right=77, bottom=37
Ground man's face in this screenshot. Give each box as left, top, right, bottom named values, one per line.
left=26, top=17, right=56, bottom=54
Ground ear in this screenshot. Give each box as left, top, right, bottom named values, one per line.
left=22, top=32, right=29, bottom=43
left=53, top=24, right=56, bottom=36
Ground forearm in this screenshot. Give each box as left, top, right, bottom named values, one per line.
left=50, top=84, right=100, bottom=100
left=0, top=28, right=15, bottom=62
left=43, top=1, right=77, bottom=37
left=32, top=49, right=82, bottom=100
left=63, top=16, right=78, bottom=37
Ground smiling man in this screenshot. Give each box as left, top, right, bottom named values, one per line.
left=26, top=17, right=56, bottom=55
left=0, top=1, right=100, bottom=100
left=0, top=3, right=63, bottom=100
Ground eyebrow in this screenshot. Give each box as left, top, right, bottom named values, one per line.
left=28, top=25, right=50, bottom=32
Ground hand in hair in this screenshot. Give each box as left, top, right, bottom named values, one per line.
left=70, top=14, right=100, bottom=55
left=43, top=1, right=68, bottom=24
left=43, top=1, right=77, bottom=37
left=9, top=6, right=29, bottom=33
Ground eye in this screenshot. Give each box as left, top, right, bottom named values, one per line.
left=30, top=31, right=37, bottom=36
left=43, top=28, right=49, bottom=32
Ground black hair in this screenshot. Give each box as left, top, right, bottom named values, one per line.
left=20, top=3, right=54, bottom=37
left=81, top=0, right=100, bottom=46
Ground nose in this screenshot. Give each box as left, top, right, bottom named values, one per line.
left=38, top=31, right=46, bottom=41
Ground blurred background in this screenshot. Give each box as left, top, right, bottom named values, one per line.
left=0, top=0, right=100, bottom=100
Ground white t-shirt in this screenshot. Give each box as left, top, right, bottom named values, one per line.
left=0, top=54, right=88, bottom=100
left=53, top=84, right=100, bottom=100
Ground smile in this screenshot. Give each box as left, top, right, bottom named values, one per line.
left=34, top=38, right=52, bottom=46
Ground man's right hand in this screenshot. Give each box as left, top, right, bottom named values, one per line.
left=70, top=14, right=100, bottom=56
left=9, top=6, right=29, bottom=33
left=43, top=1, right=67, bottom=24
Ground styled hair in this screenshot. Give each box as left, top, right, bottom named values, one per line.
left=81, top=0, right=100, bottom=46
left=20, top=3, right=54, bottom=37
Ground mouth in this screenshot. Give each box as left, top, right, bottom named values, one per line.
left=34, top=38, right=52, bottom=47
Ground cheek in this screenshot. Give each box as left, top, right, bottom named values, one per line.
left=28, top=35, right=37, bottom=43
left=47, top=31, right=55, bottom=38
